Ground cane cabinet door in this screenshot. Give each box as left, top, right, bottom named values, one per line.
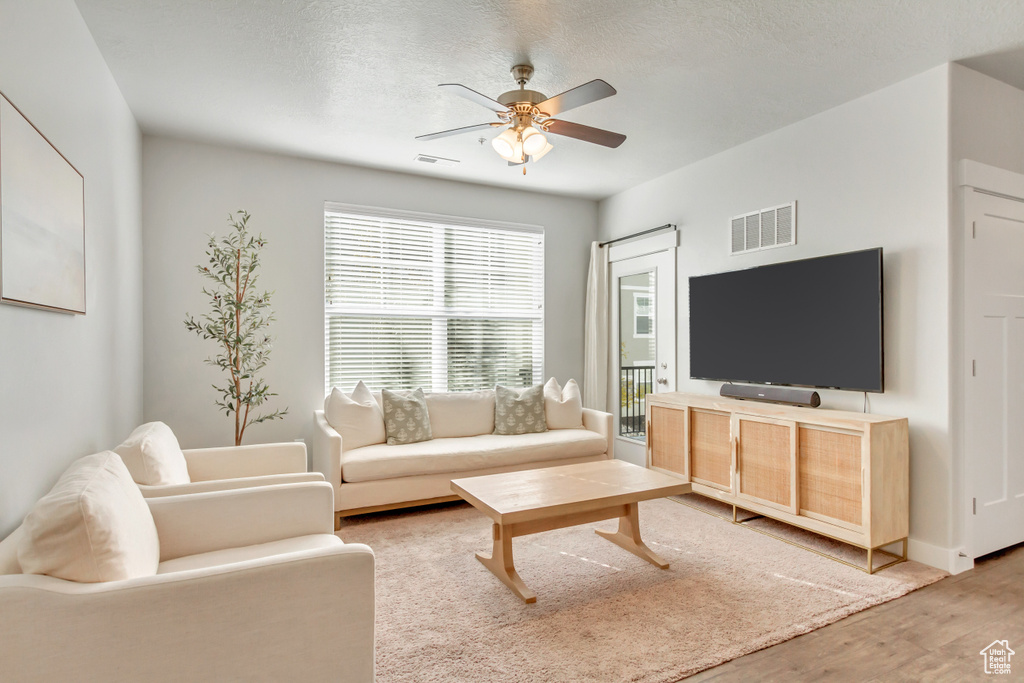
left=648, top=405, right=687, bottom=479
left=734, top=414, right=798, bottom=514
left=797, top=426, right=865, bottom=532
left=689, top=408, right=732, bottom=491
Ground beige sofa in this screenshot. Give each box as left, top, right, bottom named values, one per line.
left=313, top=387, right=613, bottom=528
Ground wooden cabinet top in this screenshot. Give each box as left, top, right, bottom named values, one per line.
left=647, top=392, right=907, bottom=429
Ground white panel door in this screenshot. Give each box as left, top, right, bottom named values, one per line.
left=965, top=190, right=1024, bottom=558
left=609, top=249, right=676, bottom=466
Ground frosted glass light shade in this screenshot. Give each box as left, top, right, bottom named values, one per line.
left=521, top=127, right=548, bottom=156
left=511, top=139, right=524, bottom=163
left=530, top=141, right=554, bottom=161
left=491, top=129, right=518, bottom=158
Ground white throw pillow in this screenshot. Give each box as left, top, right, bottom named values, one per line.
left=325, top=382, right=387, bottom=450
left=18, top=451, right=160, bottom=583
left=114, top=421, right=190, bottom=486
left=0, top=525, right=24, bottom=575
left=544, top=377, right=584, bottom=430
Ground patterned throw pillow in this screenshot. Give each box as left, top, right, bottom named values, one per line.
left=381, top=388, right=433, bottom=445
left=494, top=384, right=548, bottom=435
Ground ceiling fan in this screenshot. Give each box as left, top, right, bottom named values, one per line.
left=416, top=64, right=626, bottom=171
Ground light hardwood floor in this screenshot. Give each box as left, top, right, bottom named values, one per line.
left=688, top=543, right=1024, bottom=681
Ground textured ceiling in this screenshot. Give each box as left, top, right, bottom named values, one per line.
left=74, top=0, right=1024, bottom=199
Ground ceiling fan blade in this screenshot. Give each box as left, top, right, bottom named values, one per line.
left=438, top=83, right=510, bottom=113
left=535, top=79, right=616, bottom=117
left=544, top=119, right=626, bottom=148
left=415, top=122, right=499, bottom=141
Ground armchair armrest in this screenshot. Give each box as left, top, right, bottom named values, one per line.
left=313, top=411, right=343, bottom=492
left=182, top=442, right=307, bottom=482
left=0, top=543, right=375, bottom=682
left=582, top=408, right=614, bottom=459
left=139, top=472, right=324, bottom=498
left=147, top=481, right=335, bottom=561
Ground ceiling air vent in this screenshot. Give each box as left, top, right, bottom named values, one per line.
left=414, top=154, right=459, bottom=167
left=729, top=201, right=796, bottom=255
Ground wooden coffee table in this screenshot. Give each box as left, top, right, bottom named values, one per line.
left=451, top=459, right=691, bottom=603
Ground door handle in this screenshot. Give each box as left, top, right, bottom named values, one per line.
left=657, top=378, right=668, bottom=385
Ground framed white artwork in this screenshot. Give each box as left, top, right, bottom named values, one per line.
left=0, top=91, right=85, bottom=314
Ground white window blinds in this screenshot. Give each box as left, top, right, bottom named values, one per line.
left=325, top=204, right=544, bottom=393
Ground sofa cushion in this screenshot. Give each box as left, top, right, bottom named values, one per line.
left=494, top=384, right=547, bottom=435
left=18, top=452, right=160, bottom=583
left=342, top=429, right=608, bottom=482
left=426, top=389, right=495, bottom=438
left=114, top=421, right=190, bottom=486
left=325, top=382, right=387, bottom=450
left=157, top=534, right=343, bottom=574
left=544, top=377, right=584, bottom=430
left=382, top=388, right=432, bottom=445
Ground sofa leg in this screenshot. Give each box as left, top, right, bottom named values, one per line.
left=335, top=511, right=343, bottom=531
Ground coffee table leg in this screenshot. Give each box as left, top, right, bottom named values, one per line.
left=476, top=523, right=537, bottom=603
left=595, top=502, right=670, bottom=569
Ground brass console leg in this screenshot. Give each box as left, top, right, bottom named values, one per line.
left=867, top=538, right=908, bottom=575
left=596, top=502, right=670, bottom=569
left=476, top=523, right=536, bottom=603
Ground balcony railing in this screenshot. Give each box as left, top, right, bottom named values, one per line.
left=619, top=365, right=654, bottom=438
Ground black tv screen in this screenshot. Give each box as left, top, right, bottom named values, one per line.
left=689, top=248, right=883, bottom=392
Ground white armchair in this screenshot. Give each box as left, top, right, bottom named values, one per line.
left=140, top=441, right=325, bottom=497
left=0, top=479, right=375, bottom=682
left=111, top=422, right=324, bottom=498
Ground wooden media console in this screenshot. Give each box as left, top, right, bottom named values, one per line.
left=645, top=392, right=909, bottom=573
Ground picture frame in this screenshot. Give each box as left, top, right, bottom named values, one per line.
left=0, top=90, right=86, bottom=314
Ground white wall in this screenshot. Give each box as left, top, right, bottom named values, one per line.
left=141, top=136, right=597, bottom=450
left=948, top=64, right=1024, bottom=564
left=0, top=0, right=142, bottom=536
left=598, top=66, right=952, bottom=565
left=951, top=64, right=1024, bottom=176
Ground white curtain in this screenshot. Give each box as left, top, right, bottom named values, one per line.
left=583, top=241, right=610, bottom=410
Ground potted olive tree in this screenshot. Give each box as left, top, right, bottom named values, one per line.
left=184, top=210, right=287, bottom=445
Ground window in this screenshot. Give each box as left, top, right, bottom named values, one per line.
left=633, top=293, right=653, bottom=337
left=325, top=203, right=544, bottom=393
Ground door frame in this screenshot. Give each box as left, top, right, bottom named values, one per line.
left=607, top=232, right=678, bottom=462
left=958, top=160, right=1024, bottom=564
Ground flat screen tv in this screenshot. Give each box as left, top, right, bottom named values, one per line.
left=689, top=248, right=883, bottom=393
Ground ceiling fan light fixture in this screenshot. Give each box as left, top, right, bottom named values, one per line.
left=421, top=68, right=624, bottom=170
left=521, top=126, right=548, bottom=156
left=491, top=128, right=518, bottom=158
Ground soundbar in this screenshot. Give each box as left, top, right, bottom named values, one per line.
left=720, top=383, right=821, bottom=408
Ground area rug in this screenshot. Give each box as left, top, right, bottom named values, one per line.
left=337, top=497, right=946, bottom=682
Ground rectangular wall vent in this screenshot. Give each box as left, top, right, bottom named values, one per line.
left=414, top=154, right=460, bottom=167
left=730, top=201, right=796, bottom=255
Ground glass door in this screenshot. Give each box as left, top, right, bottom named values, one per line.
left=619, top=271, right=656, bottom=439
left=610, top=249, right=676, bottom=466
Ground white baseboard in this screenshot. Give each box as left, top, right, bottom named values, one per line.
left=908, top=538, right=974, bottom=574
